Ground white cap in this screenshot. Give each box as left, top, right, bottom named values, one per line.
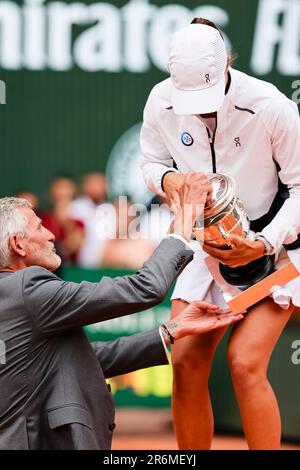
left=168, top=24, right=228, bottom=115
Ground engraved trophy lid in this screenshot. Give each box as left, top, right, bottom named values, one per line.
left=204, top=173, right=236, bottom=219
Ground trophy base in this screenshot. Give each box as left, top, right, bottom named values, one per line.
left=219, top=255, right=276, bottom=291
left=205, top=250, right=300, bottom=314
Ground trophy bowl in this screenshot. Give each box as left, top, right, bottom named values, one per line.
left=192, top=173, right=275, bottom=290
left=192, top=173, right=250, bottom=248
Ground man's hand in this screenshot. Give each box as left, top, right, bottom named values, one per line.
left=203, top=234, right=265, bottom=268
left=162, top=300, right=243, bottom=344
left=166, top=172, right=212, bottom=241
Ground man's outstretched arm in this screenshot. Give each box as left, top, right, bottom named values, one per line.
left=23, top=173, right=211, bottom=334
left=22, top=238, right=193, bottom=334
left=91, top=301, right=243, bottom=378
left=91, top=329, right=169, bottom=379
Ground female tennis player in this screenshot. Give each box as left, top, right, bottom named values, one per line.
left=140, top=18, right=300, bottom=450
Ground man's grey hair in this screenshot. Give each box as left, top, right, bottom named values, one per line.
left=0, top=197, right=32, bottom=269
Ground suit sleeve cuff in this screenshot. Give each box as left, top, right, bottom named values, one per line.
left=164, top=233, right=195, bottom=251
left=159, top=327, right=170, bottom=361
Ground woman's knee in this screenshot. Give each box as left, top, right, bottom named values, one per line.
left=227, top=343, right=266, bottom=391
left=171, top=341, right=214, bottom=383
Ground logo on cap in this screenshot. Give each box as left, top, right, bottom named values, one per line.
left=181, top=132, right=194, bottom=147
left=234, top=137, right=241, bottom=147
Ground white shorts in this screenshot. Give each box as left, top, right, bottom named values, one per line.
left=171, top=242, right=300, bottom=310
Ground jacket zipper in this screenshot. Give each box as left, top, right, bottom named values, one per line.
left=206, top=115, right=218, bottom=173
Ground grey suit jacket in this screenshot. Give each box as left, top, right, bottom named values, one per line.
left=0, top=238, right=193, bottom=450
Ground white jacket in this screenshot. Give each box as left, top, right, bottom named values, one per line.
left=140, top=68, right=300, bottom=252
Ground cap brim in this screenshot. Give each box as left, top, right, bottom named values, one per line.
left=171, top=76, right=226, bottom=115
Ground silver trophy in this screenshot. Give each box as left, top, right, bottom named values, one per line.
left=192, top=173, right=250, bottom=248
left=192, top=173, right=300, bottom=312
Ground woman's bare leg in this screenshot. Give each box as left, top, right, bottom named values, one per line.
left=171, top=299, right=228, bottom=449
left=227, top=298, right=294, bottom=450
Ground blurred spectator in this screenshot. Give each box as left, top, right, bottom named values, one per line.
left=139, top=195, right=173, bottom=246
left=70, top=172, right=115, bottom=267
left=41, top=176, right=84, bottom=265
left=81, top=172, right=107, bottom=205
left=101, top=197, right=155, bottom=269
left=16, top=191, right=40, bottom=212
left=70, top=173, right=108, bottom=222
left=71, top=173, right=155, bottom=269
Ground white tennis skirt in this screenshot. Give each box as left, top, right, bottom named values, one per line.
left=171, top=241, right=300, bottom=310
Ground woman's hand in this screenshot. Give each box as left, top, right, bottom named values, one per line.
left=203, top=234, right=266, bottom=268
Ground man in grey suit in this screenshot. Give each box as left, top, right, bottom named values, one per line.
left=0, top=174, right=242, bottom=450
